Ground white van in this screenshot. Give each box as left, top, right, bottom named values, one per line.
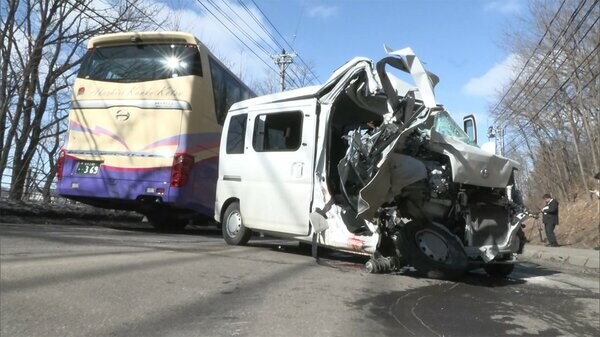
left=215, top=47, right=528, bottom=279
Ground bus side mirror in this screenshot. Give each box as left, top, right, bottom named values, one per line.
left=463, top=114, right=477, bottom=144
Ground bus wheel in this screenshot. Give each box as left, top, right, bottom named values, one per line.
left=222, top=202, right=251, bottom=245
left=483, top=263, right=515, bottom=278
left=404, top=222, right=468, bottom=280
left=147, top=213, right=187, bottom=231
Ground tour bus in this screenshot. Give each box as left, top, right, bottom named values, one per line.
left=57, top=31, right=255, bottom=229
left=215, top=47, right=528, bottom=279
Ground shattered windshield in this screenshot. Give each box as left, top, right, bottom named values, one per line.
left=433, top=111, right=478, bottom=147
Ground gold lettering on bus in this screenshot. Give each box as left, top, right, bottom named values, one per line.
left=90, top=86, right=182, bottom=97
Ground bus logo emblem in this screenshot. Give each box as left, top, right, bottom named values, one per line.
left=115, top=110, right=130, bottom=121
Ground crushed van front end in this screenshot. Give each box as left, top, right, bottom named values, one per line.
left=310, top=47, right=528, bottom=279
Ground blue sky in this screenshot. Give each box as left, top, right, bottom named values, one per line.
left=267, top=0, right=525, bottom=140
left=160, top=0, right=527, bottom=142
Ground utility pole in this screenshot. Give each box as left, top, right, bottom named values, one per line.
left=271, top=49, right=296, bottom=92
left=488, top=125, right=506, bottom=155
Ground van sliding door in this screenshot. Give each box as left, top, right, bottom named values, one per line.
left=241, top=101, right=317, bottom=236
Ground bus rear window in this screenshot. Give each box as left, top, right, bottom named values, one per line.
left=78, top=44, right=203, bottom=82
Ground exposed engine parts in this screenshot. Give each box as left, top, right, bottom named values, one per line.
left=365, top=256, right=401, bottom=274
left=337, top=112, right=527, bottom=279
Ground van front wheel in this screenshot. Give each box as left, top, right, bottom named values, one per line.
left=483, top=263, right=515, bottom=278
left=403, top=222, right=468, bottom=280
left=222, top=202, right=251, bottom=245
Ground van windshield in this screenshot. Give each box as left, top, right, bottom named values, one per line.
left=433, top=111, right=479, bottom=147
left=78, top=44, right=203, bottom=82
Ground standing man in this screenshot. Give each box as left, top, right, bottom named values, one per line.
left=592, top=172, right=600, bottom=199
left=542, top=193, right=559, bottom=247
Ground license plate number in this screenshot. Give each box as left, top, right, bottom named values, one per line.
left=76, top=161, right=101, bottom=175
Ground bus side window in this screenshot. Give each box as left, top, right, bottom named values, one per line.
left=252, top=112, right=303, bottom=152
left=226, top=114, right=247, bottom=154
left=209, top=56, right=255, bottom=125
left=209, top=57, right=227, bottom=124
left=188, top=47, right=203, bottom=77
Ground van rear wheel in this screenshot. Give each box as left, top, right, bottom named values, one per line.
left=222, top=202, right=251, bottom=245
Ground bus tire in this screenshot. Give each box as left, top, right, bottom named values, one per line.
left=403, top=221, right=468, bottom=280
left=483, top=263, right=515, bottom=278
left=147, top=213, right=187, bottom=231
left=222, top=202, right=251, bottom=245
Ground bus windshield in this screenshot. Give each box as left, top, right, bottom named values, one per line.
left=433, top=111, right=479, bottom=147
left=78, top=44, right=203, bottom=82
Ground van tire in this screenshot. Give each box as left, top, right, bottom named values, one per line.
left=222, top=202, right=251, bottom=245
left=483, top=263, right=515, bottom=278
left=403, top=221, right=468, bottom=280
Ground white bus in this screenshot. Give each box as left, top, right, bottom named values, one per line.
left=57, top=31, right=254, bottom=229
left=215, top=47, right=528, bottom=279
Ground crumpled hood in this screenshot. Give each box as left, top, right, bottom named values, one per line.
left=325, top=46, right=520, bottom=218
left=428, top=130, right=520, bottom=188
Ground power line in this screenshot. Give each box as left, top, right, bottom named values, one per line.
left=503, top=43, right=600, bottom=152
left=505, top=68, right=599, bottom=152
left=126, top=0, right=166, bottom=30
left=490, top=0, right=568, bottom=123
left=496, top=0, right=597, bottom=127
left=492, top=0, right=599, bottom=156
left=233, top=0, right=307, bottom=88
left=291, top=0, right=305, bottom=46
left=249, top=0, right=320, bottom=84
left=196, top=0, right=299, bottom=86
left=193, top=0, right=299, bottom=89
left=494, top=0, right=585, bottom=126
left=502, top=5, right=600, bottom=150
left=205, top=0, right=274, bottom=57
left=236, top=0, right=286, bottom=52
left=236, top=1, right=311, bottom=88
left=222, top=0, right=279, bottom=53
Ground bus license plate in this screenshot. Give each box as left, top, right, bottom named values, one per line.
left=76, top=161, right=101, bottom=175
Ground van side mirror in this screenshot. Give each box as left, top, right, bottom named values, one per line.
left=463, top=114, right=477, bottom=144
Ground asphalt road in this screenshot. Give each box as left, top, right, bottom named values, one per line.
left=1, top=221, right=599, bottom=337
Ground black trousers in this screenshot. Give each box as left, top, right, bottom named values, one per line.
left=544, top=222, right=558, bottom=245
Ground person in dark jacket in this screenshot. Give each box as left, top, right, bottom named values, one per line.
left=592, top=172, right=600, bottom=199
left=542, top=193, right=559, bottom=247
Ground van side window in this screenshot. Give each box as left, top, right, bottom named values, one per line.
left=226, top=114, right=247, bottom=154
left=252, top=112, right=303, bottom=152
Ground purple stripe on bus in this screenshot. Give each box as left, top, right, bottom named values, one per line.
left=139, top=135, right=181, bottom=151
left=141, top=133, right=221, bottom=152
left=58, top=156, right=218, bottom=216
left=176, top=132, right=221, bottom=153
left=68, top=124, right=221, bottom=154
left=70, top=121, right=131, bottom=151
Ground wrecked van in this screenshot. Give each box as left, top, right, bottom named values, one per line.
left=214, top=47, right=528, bottom=279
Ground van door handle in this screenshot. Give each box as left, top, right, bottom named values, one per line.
left=292, top=162, right=304, bottom=178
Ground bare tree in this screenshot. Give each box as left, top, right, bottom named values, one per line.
left=288, top=60, right=318, bottom=88
left=492, top=0, right=599, bottom=203
left=252, top=67, right=280, bottom=96
left=0, top=0, right=165, bottom=201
